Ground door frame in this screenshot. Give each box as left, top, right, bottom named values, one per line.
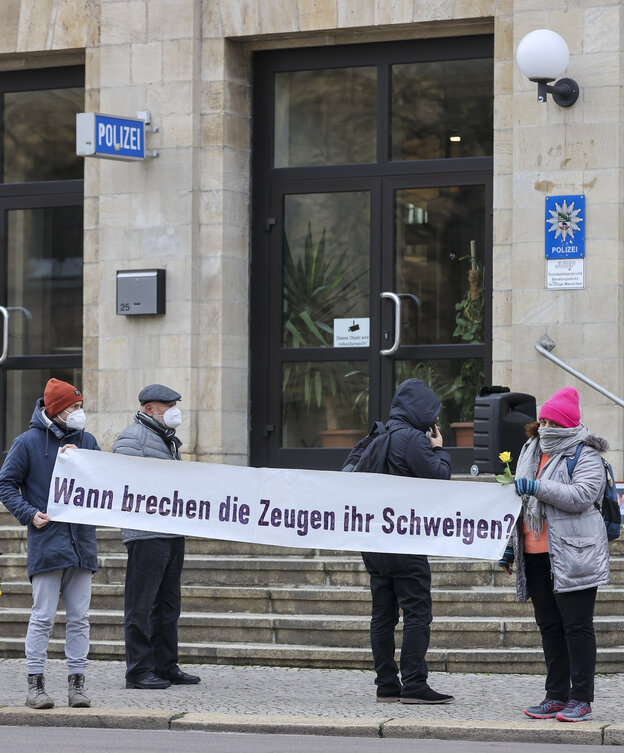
left=250, top=37, right=493, bottom=471
left=0, top=65, right=84, bottom=461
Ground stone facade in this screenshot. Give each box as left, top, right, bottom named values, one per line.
left=0, top=0, right=622, bottom=473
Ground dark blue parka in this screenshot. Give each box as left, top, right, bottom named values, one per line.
left=0, top=398, right=100, bottom=579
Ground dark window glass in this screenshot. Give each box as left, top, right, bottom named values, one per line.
left=395, top=184, right=485, bottom=346
left=282, top=360, right=369, bottom=448
left=274, top=67, right=377, bottom=167
left=7, top=206, right=83, bottom=356
left=283, top=191, right=370, bottom=348
left=4, top=368, right=82, bottom=452
left=391, top=58, right=493, bottom=160
left=3, top=87, right=84, bottom=182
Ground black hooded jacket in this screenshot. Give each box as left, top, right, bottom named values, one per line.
left=350, top=379, right=451, bottom=480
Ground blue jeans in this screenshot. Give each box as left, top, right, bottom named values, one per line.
left=124, top=537, right=185, bottom=681
left=361, top=552, right=432, bottom=697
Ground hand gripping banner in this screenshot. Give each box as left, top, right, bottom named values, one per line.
left=47, top=449, right=520, bottom=559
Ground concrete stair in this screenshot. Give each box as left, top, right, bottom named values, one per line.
left=2, top=502, right=624, bottom=672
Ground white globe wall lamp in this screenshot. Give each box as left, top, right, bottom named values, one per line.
left=515, top=29, right=579, bottom=107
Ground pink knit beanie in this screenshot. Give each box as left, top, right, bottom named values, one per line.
left=538, top=387, right=580, bottom=428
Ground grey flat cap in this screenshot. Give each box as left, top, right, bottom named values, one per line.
left=138, top=384, right=181, bottom=404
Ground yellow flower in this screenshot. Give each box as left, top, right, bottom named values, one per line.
left=499, top=451, right=511, bottom=463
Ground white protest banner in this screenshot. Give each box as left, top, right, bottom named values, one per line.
left=47, top=449, right=520, bottom=559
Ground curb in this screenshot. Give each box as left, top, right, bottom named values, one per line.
left=1, top=707, right=623, bottom=744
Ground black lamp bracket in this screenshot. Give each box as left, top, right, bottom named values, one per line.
left=534, top=77, right=579, bottom=107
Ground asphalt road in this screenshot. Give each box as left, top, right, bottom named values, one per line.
left=3, top=727, right=624, bottom=753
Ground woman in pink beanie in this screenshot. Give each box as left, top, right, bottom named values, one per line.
left=499, top=386, right=610, bottom=722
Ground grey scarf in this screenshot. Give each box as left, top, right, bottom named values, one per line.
left=515, top=423, right=589, bottom=536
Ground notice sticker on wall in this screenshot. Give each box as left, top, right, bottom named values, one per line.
left=333, top=318, right=370, bottom=347
left=546, top=258, right=584, bottom=290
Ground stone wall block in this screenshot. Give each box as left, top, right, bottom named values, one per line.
left=563, top=123, right=618, bottom=171
left=410, top=0, right=454, bottom=23
left=147, top=0, right=195, bottom=41
left=131, top=41, right=163, bottom=84
left=160, top=113, right=195, bottom=148
left=201, top=81, right=226, bottom=114
left=299, top=0, right=338, bottom=31
left=146, top=81, right=194, bottom=116
left=0, top=0, right=21, bottom=54
left=217, top=0, right=259, bottom=37
left=100, top=0, right=146, bottom=45
left=99, top=44, right=133, bottom=88
left=163, top=39, right=195, bottom=80
left=99, top=83, right=148, bottom=120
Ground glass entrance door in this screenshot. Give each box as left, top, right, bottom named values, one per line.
left=0, top=67, right=84, bottom=461
left=250, top=36, right=493, bottom=472
left=254, top=175, right=489, bottom=472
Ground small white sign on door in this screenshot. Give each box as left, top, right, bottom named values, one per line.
left=546, top=258, right=584, bottom=290
left=333, top=318, right=370, bottom=347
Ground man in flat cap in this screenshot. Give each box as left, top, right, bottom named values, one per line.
left=114, top=384, right=200, bottom=689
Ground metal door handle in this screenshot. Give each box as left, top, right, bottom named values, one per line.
left=0, top=306, right=8, bottom=364
left=380, top=292, right=401, bottom=356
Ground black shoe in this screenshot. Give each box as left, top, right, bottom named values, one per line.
left=166, top=667, right=201, bottom=685
left=400, top=687, right=454, bottom=704
left=125, top=673, right=171, bottom=689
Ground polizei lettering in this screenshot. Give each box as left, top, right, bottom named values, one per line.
left=97, top=122, right=142, bottom=151
left=257, top=498, right=335, bottom=537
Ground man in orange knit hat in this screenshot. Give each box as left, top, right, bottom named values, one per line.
left=0, top=378, right=100, bottom=710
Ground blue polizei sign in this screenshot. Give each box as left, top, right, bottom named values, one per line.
left=545, top=194, right=585, bottom=259
left=76, top=112, right=145, bottom=161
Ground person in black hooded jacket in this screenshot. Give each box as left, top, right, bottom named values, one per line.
left=348, top=378, right=454, bottom=704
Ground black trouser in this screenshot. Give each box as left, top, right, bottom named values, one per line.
left=124, top=537, right=185, bottom=681
left=361, top=552, right=432, bottom=697
left=525, top=552, right=597, bottom=703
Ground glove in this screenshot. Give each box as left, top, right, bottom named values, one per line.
left=498, top=544, right=515, bottom=574
left=514, top=478, right=539, bottom=497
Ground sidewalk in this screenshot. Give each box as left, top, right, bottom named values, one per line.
left=1, top=658, right=624, bottom=744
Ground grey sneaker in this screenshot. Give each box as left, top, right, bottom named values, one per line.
left=68, top=673, right=91, bottom=708
left=26, top=673, right=54, bottom=709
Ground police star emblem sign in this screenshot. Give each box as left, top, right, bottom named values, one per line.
left=545, top=195, right=585, bottom=259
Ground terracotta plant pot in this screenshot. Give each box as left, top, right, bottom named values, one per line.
left=318, top=429, right=363, bottom=448
left=450, top=421, right=474, bottom=448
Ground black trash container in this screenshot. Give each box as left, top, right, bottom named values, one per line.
left=473, top=389, right=536, bottom=474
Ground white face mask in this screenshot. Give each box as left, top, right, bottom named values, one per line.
left=159, top=406, right=182, bottom=429
left=64, top=408, right=86, bottom=431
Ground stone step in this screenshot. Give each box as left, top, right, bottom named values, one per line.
left=0, top=634, right=622, bottom=674
left=0, top=525, right=320, bottom=557
left=4, top=579, right=624, bottom=617
left=1, top=519, right=623, bottom=557
left=4, top=551, right=624, bottom=588
left=2, top=607, right=624, bottom=650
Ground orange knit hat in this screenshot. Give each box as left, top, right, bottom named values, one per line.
left=44, top=378, right=82, bottom=418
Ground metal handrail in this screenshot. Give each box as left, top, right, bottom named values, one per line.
left=534, top=333, right=624, bottom=409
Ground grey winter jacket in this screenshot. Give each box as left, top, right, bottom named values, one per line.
left=513, top=434, right=610, bottom=600
left=113, top=415, right=183, bottom=544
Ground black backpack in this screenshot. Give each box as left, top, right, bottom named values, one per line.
left=566, top=443, right=621, bottom=541
left=342, top=421, right=392, bottom=474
